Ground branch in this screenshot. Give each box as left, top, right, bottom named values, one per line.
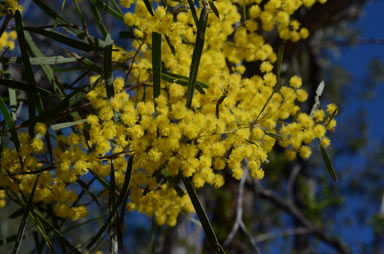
left=223, top=169, right=262, bottom=254
left=223, top=169, right=247, bottom=247
left=287, top=164, right=302, bottom=203
left=254, top=227, right=311, bottom=243
left=239, top=219, right=262, bottom=254
left=251, top=181, right=350, bottom=253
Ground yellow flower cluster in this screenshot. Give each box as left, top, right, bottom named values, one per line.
left=1, top=0, right=23, bottom=15
left=0, top=31, right=16, bottom=51
left=0, top=189, right=6, bottom=207
left=0, top=0, right=336, bottom=226
left=0, top=129, right=88, bottom=220
left=112, top=44, right=131, bottom=63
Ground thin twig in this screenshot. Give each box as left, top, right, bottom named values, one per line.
left=125, top=39, right=145, bottom=84
left=239, top=219, right=262, bottom=254
left=253, top=227, right=311, bottom=243
left=223, top=168, right=248, bottom=247
left=287, top=164, right=301, bottom=203
left=0, top=14, right=12, bottom=39
left=251, top=181, right=350, bottom=253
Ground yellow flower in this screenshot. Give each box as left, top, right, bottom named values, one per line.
left=0, top=199, right=6, bottom=208
left=120, top=0, right=132, bottom=8
left=299, top=145, right=311, bottom=159
left=260, top=61, right=273, bottom=73
left=321, top=136, right=331, bottom=147
left=327, top=103, right=338, bottom=115
left=285, top=150, right=297, bottom=160
left=0, top=0, right=340, bottom=228
left=296, top=89, right=308, bottom=102
left=289, top=75, right=302, bottom=88
left=31, top=138, right=45, bottom=154
left=34, top=122, right=47, bottom=136
left=232, top=167, right=243, bottom=180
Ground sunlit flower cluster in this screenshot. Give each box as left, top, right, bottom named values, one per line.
left=0, top=0, right=337, bottom=225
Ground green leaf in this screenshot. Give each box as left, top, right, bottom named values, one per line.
left=164, top=35, right=176, bottom=55
left=88, top=156, right=134, bottom=251
left=320, top=143, right=337, bottom=181
left=0, top=79, right=51, bottom=97
left=33, top=0, right=65, bottom=21
left=28, top=213, right=54, bottom=251
left=51, top=119, right=88, bottom=130
left=16, top=15, right=53, bottom=160
left=88, top=0, right=108, bottom=38
left=63, top=216, right=104, bottom=234
left=15, top=11, right=37, bottom=129
left=17, top=77, right=99, bottom=137
left=24, top=27, right=111, bottom=52
left=161, top=72, right=206, bottom=94
left=32, top=0, right=108, bottom=47
left=8, top=87, right=17, bottom=121
left=89, top=170, right=111, bottom=191
left=164, top=72, right=208, bottom=88
left=77, top=178, right=101, bottom=207
left=13, top=175, right=40, bottom=254
left=0, top=234, right=18, bottom=246
left=181, top=175, right=225, bottom=253
left=66, top=77, right=100, bottom=107
left=23, top=31, right=66, bottom=97
left=119, top=30, right=136, bottom=39
left=208, top=1, right=220, bottom=19
left=186, top=3, right=209, bottom=109
left=90, top=0, right=124, bottom=20
left=189, top=217, right=202, bottom=227
left=119, top=155, right=134, bottom=233
left=32, top=211, right=82, bottom=254
left=53, top=66, right=91, bottom=72
left=242, top=0, right=246, bottom=22
left=142, top=0, right=154, bottom=16
left=74, top=0, right=89, bottom=40
left=0, top=97, right=21, bottom=163
left=150, top=217, right=157, bottom=254
left=264, top=131, right=283, bottom=140
left=152, top=32, right=162, bottom=108
left=4, top=192, right=53, bottom=250
left=110, top=163, right=116, bottom=207
left=2, top=63, right=17, bottom=121
left=108, top=161, right=117, bottom=251
left=9, top=208, right=25, bottom=219
left=0, top=56, right=77, bottom=65
left=110, top=0, right=123, bottom=15
left=275, top=42, right=285, bottom=87
left=73, top=56, right=104, bottom=75
left=104, top=34, right=114, bottom=98
left=187, top=0, right=199, bottom=27
left=15, top=15, right=50, bottom=163
left=31, top=231, right=44, bottom=253
left=326, top=108, right=338, bottom=128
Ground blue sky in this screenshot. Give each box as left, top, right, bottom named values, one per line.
left=336, top=0, right=384, bottom=141
left=330, top=1, right=384, bottom=252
